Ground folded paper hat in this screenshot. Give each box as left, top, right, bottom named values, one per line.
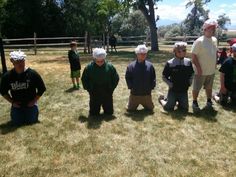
left=135, top=44, right=148, bottom=54
left=231, top=43, right=236, bottom=52
left=10, top=50, right=26, bottom=61
left=92, top=48, right=107, bottom=59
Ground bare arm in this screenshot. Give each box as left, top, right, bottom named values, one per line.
left=27, top=95, right=41, bottom=107
left=192, top=53, right=202, bottom=75
left=3, top=94, right=20, bottom=108
left=220, top=73, right=227, bottom=94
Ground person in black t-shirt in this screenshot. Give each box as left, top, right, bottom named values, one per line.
left=213, top=44, right=236, bottom=105
left=0, top=50, right=46, bottom=125
left=68, top=41, right=81, bottom=89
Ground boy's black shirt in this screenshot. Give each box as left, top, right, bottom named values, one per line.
left=0, top=68, right=46, bottom=107
left=219, top=57, right=236, bottom=91
left=68, top=50, right=81, bottom=71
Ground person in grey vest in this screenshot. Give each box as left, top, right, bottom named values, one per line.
left=158, top=42, right=194, bottom=112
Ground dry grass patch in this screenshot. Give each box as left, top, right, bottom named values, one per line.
left=0, top=50, right=235, bottom=177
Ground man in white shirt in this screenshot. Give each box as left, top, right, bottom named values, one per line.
left=191, top=19, right=218, bottom=113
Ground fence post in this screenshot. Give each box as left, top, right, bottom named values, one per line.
left=33, top=32, right=37, bottom=55
left=0, top=38, right=7, bottom=74
left=106, top=34, right=109, bottom=52
left=84, top=31, right=87, bottom=53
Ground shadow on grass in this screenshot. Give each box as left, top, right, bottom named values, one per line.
left=0, top=121, right=18, bottom=134
left=193, top=107, right=218, bottom=122
left=78, top=114, right=116, bottom=129
left=160, top=110, right=193, bottom=121
left=124, top=109, right=154, bottom=121
left=0, top=121, right=40, bottom=134
left=218, top=103, right=236, bottom=113
left=64, top=87, right=79, bottom=93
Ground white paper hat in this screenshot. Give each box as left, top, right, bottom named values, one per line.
left=9, top=50, right=26, bottom=61
left=231, top=43, right=236, bottom=52
left=92, top=48, right=107, bottom=59
left=135, top=44, right=148, bottom=54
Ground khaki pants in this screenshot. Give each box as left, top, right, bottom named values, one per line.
left=127, top=94, right=154, bottom=111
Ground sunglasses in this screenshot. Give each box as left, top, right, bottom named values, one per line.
left=96, top=60, right=105, bottom=63
left=177, top=49, right=186, bottom=53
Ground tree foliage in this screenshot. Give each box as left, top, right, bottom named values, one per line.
left=183, top=0, right=210, bottom=35
left=0, top=0, right=122, bottom=38
left=217, top=13, right=231, bottom=40
left=111, top=10, right=149, bottom=36
left=123, top=0, right=161, bottom=51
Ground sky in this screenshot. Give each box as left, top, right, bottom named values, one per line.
left=156, top=0, right=236, bottom=29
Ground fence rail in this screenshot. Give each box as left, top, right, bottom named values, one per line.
left=2, top=34, right=152, bottom=54
left=2, top=34, right=208, bottom=55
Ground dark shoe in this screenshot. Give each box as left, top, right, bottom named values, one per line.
left=192, top=101, right=200, bottom=113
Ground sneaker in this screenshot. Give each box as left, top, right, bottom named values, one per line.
left=76, top=85, right=80, bottom=89
left=212, top=92, right=220, bottom=103
left=206, top=100, right=213, bottom=109
left=192, top=101, right=200, bottom=113
left=158, top=95, right=165, bottom=106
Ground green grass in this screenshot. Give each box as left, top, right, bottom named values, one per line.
left=0, top=49, right=236, bottom=177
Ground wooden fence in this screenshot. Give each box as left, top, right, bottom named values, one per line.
left=2, top=34, right=150, bottom=55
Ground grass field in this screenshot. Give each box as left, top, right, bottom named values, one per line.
left=0, top=49, right=236, bottom=177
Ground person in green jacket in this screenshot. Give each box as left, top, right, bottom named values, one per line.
left=81, top=48, right=119, bottom=116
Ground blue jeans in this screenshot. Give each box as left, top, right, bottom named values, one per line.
left=164, top=90, right=189, bottom=111
left=10, top=105, right=39, bottom=125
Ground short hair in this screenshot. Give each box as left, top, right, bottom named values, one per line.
left=70, top=41, right=77, bottom=47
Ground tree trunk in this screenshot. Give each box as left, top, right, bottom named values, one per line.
left=149, top=24, right=158, bottom=51
left=106, top=33, right=109, bottom=52
left=138, top=0, right=159, bottom=51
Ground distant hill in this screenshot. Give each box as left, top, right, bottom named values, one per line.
left=157, top=19, right=236, bottom=30
left=226, top=29, right=236, bottom=38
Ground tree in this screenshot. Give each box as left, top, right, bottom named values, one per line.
left=124, top=0, right=160, bottom=51
left=1, top=0, right=65, bottom=38
left=217, top=13, right=231, bottom=41
left=183, top=0, right=210, bottom=36
left=0, top=0, right=7, bottom=37
left=97, top=0, right=122, bottom=51
left=112, top=10, right=149, bottom=36
left=164, top=24, right=182, bottom=38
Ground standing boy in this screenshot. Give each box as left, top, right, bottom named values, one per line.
left=68, top=41, right=81, bottom=89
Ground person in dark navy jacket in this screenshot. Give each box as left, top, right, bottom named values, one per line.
left=125, top=44, right=156, bottom=112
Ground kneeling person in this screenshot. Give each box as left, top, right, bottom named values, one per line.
left=213, top=43, right=236, bottom=105
left=125, top=44, right=156, bottom=111
left=81, top=48, right=119, bottom=116
left=0, top=51, right=46, bottom=125
left=159, top=42, right=194, bottom=112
